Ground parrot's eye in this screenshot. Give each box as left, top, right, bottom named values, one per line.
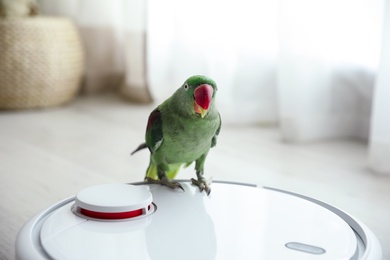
left=184, top=84, right=189, bottom=90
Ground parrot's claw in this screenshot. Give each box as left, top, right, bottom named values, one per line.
left=145, top=177, right=184, bottom=192
left=191, top=177, right=212, bottom=195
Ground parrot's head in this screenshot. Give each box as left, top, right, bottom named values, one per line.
left=174, top=75, right=218, bottom=118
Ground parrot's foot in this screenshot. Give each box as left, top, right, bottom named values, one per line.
left=191, top=177, right=212, bottom=195
left=145, top=177, right=184, bottom=192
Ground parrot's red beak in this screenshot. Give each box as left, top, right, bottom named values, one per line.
left=194, top=84, right=213, bottom=118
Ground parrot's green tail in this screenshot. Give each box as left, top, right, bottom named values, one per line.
left=145, top=161, right=182, bottom=180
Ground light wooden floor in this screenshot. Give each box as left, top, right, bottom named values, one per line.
left=1, top=94, right=389, bottom=260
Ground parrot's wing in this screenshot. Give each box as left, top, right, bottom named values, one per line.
left=146, top=109, right=163, bottom=152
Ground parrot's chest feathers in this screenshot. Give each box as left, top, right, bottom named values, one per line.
left=160, top=113, right=219, bottom=164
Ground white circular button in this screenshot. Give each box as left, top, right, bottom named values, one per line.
left=74, top=184, right=153, bottom=219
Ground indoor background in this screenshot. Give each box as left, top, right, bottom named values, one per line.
left=0, top=0, right=389, bottom=259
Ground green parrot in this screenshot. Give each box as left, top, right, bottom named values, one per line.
left=132, top=75, right=221, bottom=195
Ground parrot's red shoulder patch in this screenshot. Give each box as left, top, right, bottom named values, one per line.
left=147, top=109, right=161, bottom=132
left=145, top=109, right=163, bottom=151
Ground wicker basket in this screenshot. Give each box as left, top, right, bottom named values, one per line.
left=0, top=17, right=84, bottom=110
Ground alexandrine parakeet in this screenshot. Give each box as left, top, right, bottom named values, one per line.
left=132, top=75, right=221, bottom=195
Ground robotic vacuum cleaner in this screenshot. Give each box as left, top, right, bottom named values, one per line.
left=15, top=181, right=382, bottom=259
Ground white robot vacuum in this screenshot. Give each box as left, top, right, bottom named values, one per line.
left=15, top=181, right=382, bottom=259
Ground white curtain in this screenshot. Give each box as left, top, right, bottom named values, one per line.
left=369, top=0, right=390, bottom=175
left=277, top=0, right=383, bottom=141
left=38, top=0, right=390, bottom=173
left=148, top=0, right=383, bottom=131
